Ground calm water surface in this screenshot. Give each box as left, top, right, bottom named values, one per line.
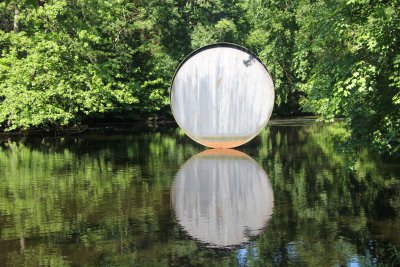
left=0, top=119, right=399, bottom=266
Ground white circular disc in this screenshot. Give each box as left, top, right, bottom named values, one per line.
left=171, top=149, right=274, bottom=247
left=170, top=43, right=274, bottom=148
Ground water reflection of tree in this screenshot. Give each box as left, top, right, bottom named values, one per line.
left=0, top=123, right=399, bottom=266
left=245, top=123, right=400, bottom=266
left=0, top=130, right=214, bottom=266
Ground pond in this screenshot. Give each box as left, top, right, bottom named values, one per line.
left=0, top=118, right=399, bottom=266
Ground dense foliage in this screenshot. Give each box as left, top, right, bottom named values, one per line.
left=244, top=0, right=400, bottom=154
left=0, top=0, right=399, bottom=153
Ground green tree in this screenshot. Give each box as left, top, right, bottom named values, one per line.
left=244, top=0, right=302, bottom=113
left=292, top=0, right=400, bottom=154
left=0, top=0, right=174, bottom=130
left=1, top=0, right=399, bottom=154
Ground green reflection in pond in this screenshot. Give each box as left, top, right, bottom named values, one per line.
left=0, top=120, right=399, bottom=266
left=246, top=121, right=400, bottom=267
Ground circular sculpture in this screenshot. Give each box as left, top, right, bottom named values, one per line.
left=171, top=149, right=274, bottom=247
left=170, top=43, right=274, bottom=148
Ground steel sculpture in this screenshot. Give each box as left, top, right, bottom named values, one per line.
left=170, top=43, right=274, bottom=148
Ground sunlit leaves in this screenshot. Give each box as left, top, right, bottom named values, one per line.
left=0, top=0, right=175, bottom=130
left=250, top=0, right=400, bottom=154
left=0, top=0, right=37, bottom=7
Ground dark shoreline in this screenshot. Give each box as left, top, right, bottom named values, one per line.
left=0, top=121, right=175, bottom=137
left=0, top=116, right=324, bottom=137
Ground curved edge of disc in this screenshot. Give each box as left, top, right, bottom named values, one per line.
left=169, top=42, right=275, bottom=149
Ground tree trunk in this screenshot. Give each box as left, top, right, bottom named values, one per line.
left=20, top=236, right=25, bottom=251
left=13, top=4, right=19, bottom=33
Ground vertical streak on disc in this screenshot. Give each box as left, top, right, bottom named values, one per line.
left=171, top=43, right=275, bottom=148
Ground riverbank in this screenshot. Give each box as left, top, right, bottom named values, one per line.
left=0, top=115, right=320, bottom=137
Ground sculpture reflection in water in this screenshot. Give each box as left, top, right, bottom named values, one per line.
left=171, top=149, right=274, bottom=248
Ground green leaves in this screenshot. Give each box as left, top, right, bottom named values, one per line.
left=0, top=0, right=398, bottom=153
left=0, top=0, right=37, bottom=7
left=247, top=0, right=399, bottom=154
left=0, top=0, right=177, bottom=130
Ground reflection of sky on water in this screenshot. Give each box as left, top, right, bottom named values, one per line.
left=347, top=252, right=378, bottom=267
left=171, top=149, right=274, bottom=248
left=235, top=241, right=366, bottom=267
left=237, top=242, right=258, bottom=267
